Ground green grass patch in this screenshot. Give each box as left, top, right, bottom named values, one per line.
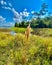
left=10, top=27, right=26, bottom=33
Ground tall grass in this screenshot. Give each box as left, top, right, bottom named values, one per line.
left=34, top=28, right=52, bottom=37
left=0, top=33, right=52, bottom=65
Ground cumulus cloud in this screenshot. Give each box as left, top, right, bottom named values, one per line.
left=0, top=0, right=7, bottom=5
left=31, top=11, right=35, bottom=14
left=2, top=6, right=11, bottom=10
left=22, top=11, right=30, bottom=17
left=0, top=0, right=12, bottom=7
left=0, top=16, right=6, bottom=22
left=12, top=8, right=30, bottom=18
left=22, top=9, right=30, bottom=17
left=0, top=0, right=12, bottom=8
left=13, top=16, right=22, bottom=22
left=12, top=8, right=19, bottom=16
left=0, top=0, right=12, bottom=11
left=8, top=3, right=12, bottom=7
left=1, top=0, right=30, bottom=22
left=24, top=8, right=27, bottom=11
left=12, top=8, right=23, bottom=22
left=11, top=8, right=30, bottom=22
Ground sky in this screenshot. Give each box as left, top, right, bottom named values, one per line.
left=0, top=0, right=52, bottom=26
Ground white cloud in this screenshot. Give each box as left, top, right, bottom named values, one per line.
left=6, top=22, right=14, bottom=26
left=24, top=8, right=27, bottom=11
left=12, top=8, right=19, bottom=16
left=0, top=0, right=7, bottom=5
left=31, top=11, right=35, bottom=14
left=8, top=3, right=12, bottom=7
left=0, top=1, right=22, bottom=22
left=12, top=8, right=30, bottom=22
left=12, top=8, right=23, bottom=22
left=19, top=9, right=30, bottom=17
left=1, top=1, right=30, bottom=22
left=2, top=6, right=11, bottom=10
left=13, top=16, right=22, bottom=22
left=9, top=22, right=14, bottom=25
left=0, top=16, right=6, bottom=22
left=22, top=9, right=30, bottom=17
left=22, top=11, right=30, bottom=17
left=0, top=0, right=12, bottom=7
left=20, top=12, right=23, bottom=15
left=0, top=0, right=12, bottom=11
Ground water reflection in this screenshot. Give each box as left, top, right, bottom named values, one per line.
left=10, top=31, right=16, bottom=35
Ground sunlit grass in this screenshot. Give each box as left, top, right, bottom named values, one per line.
left=0, top=32, right=52, bottom=65
left=10, top=27, right=26, bottom=33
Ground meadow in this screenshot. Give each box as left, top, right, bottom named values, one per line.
left=0, top=28, right=52, bottom=65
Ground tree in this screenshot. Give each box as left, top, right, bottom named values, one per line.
left=30, top=19, right=37, bottom=28
left=40, top=3, right=48, bottom=16
left=31, top=3, right=48, bottom=28
left=32, top=3, right=48, bottom=19
left=15, top=22, right=19, bottom=27
left=36, top=20, right=47, bottom=28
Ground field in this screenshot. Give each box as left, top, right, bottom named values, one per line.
left=0, top=28, right=52, bottom=65
left=10, top=27, right=26, bottom=33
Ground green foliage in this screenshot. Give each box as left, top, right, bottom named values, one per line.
left=15, top=21, right=30, bottom=28
left=14, top=16, right=52, bottom=28
left=15, top=22, right=19, bottom=27
left=10, top=27, right=26, bottom=33
left=14, top=3, right=52, bottom=28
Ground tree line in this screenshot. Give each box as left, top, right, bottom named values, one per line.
left=14, top=3, right=52, bottom=28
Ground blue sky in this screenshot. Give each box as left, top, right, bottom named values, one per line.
left=0, top=0, right=52, bottom=26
